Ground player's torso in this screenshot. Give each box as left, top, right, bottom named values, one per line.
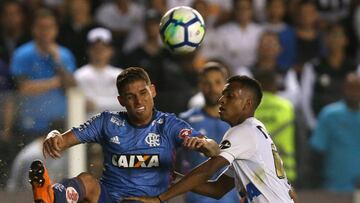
left=230, top=118, right=293, bottom=203
left=100, top=112, right=177, bottom=198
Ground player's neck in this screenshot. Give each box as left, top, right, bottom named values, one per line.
left=234, top=112, right=254, bottom=126
left=91, top=61, right=108, bottom=69
left=127, top=111, right=154, bottom=127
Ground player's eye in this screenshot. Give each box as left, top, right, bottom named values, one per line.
left=126, top=95, right=134, bottom=100
left=140, top=90, right=147, bottom=96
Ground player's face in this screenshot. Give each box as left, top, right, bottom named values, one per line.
left=258, top=34, right=281, bottom=61
left=267, top=0, right=285, bottom=20
left=200, top=71, right=226, bottom=107
left=88, top=42, right=113, bottom=64
left=218, top=82, right=251, bottom=126
left=118, top=80, right=156, bottom=126
left=33, top=16, right=58, bottom=45
left=234, top=0, right=253, bottom=25
left=298, top=3, right=318, bottom=27
left=344, top=75, right=360, bottom=105
left=326, top=26, right=347, bottom=51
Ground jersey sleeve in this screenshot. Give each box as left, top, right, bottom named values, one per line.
left=224, top=166, right=235, bottom=178
left=61, top=48, right=76, bottom=72
left=219, top=127, right=257, bottom=164
left=310, top=109, right=331, bottom=152
left=72, top=112, right=105, bottom=143
left=166, top=115, right=201, bottom=146
left=11, top=49, right=30, bottom=77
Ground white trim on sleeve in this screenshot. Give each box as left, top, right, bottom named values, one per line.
left=219, top=151, right=236, bottom=164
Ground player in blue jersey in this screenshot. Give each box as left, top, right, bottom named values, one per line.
left=177, top=62, right=239, bottom=203
left=29, top=67, right=219, bottom=203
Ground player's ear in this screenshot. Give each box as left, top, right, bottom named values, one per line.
left=243, top=98, right=252, bottom=111
left=117, top=95, right=125, bottom=106
left=150, top=84, right=156, bottom=98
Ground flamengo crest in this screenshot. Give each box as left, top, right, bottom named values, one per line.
left=145, top=133, right=160, bottom=147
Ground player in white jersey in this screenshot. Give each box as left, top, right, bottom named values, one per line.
left=125, top=75, right=296, bottom=203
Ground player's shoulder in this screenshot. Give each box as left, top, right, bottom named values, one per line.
left=269, top=94, right=294, bottom=111
left=230, top=117, right=264, bottom=136
left=13, top=41, right=35, bottom=57
left=319, top=101, right=347, bottom=118
left=155, top=110, right=177, bottom=121
left=107, top=65, right=123, bottom=74
left=58, top=45, right=74, bottom=57
left=156, top=110, right=190, bottom=127
left=222, top=119, right=259, bottom=147
left=95, top=110, right=126, bottom=120
left=74, top=64, right=93, bottom=76
left=179, top=108, right=202, bottom=120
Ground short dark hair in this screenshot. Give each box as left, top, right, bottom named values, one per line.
left=32, top=8, right=57, bottom=26
left=266, top=0, right=286, bottom=7
left=199, top=61, right=229, bottom=80
left=116, top=67, right=151, bottom=95
left=227, top=75, right=263, bottom=108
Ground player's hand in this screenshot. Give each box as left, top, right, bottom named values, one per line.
left=289, top=189, right=297, bottom=203
left=43, top=130, right=63, bottom=159
left=55, top=67, right=76, bottom=89
left=183, top=136, right=206, bottom=150
left=199, top=139, right=220, bottom=157
left=47, top=44, right=61, bottom=63
left=122, top=196, right=160, bottom=203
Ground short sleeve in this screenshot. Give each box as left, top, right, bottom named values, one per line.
left=219, top=128, right=257, bottom=164
left=61, top=48, right=76, bottom=72
left=10, top=49, right=30, bottom=77
left=72, top=112, right=105, bottom=143
left=166, top=115, right=201, bottom=146
left=310, top=110, right=331, bottom=152
left=224, top=166, right=235, bottom=178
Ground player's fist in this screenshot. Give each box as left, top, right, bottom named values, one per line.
left=200, top=139, right=220, bottom=157
left=183, top=136, right=206, bottom=149
left=43, top=130, right=63, bottom=159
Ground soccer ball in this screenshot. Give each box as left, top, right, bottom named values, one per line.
left=159, top=6, right=206, bottom=54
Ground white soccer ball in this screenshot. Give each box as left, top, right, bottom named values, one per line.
left=159, top=6, right=206, bottom=54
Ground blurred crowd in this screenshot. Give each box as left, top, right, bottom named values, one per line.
left=0, top=0, right=359, bottom=196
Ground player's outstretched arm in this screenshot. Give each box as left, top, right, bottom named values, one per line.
left=125, top=156, right=230, bottom=203
left=190, top=173, right=235, bottom=199
left=171, top=170, right=234, bottom=199
left=43, top=129, right=80, bottom=159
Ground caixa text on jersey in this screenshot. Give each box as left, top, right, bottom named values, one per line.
left=111, top=154, right=160, bottom=168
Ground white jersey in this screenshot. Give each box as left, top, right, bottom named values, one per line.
left=219, top=117, right=293, bottom=203
left=74, top=64, right=125, bottom=116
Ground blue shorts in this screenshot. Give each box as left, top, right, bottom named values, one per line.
left=98, top=182, right=117, bottom=203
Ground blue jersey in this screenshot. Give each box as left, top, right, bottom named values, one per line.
left=11, top=41, right=76, bottom=132
left=72, top=110, right=200, bottom=201
left=179, top=108, right=239, bottom=203
left=311, top=101, right=360, bottom=192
